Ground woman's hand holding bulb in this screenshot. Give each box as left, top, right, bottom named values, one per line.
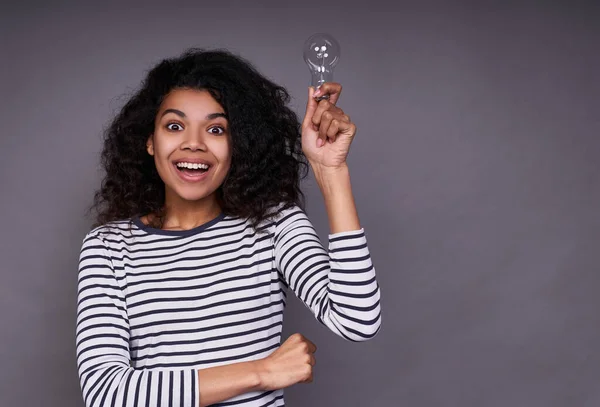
left=301, top=82, right=356, bottom=171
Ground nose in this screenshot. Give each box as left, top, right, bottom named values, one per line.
left=182, top=127, right=208, bottom=151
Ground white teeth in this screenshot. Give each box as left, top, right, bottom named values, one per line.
left=176, top=162, right=209, bottom=169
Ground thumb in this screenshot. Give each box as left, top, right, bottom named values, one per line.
left=302, top=86, right=318, bottom=130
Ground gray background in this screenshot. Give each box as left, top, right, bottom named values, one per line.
left=1, top=1, right=599, bottom=406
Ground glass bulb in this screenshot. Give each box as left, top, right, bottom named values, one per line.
left=303, top=33, right=341, bottom=90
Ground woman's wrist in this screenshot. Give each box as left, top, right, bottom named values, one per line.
left=251, top=358, right=268, bottom=391
left=310, top=162, right=350, bottom=193
left=250, top=359, right=268, bottom=391
left=309, top=162, right=361, bottom=233
left=197, top=360, right=264, bottom=406
left=310, top=160, right=349, bottom=174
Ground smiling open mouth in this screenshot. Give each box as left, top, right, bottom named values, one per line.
left=175, top=162, right=210, bottom=176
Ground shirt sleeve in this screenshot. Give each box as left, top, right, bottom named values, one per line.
left=76, top=233, right=200, bottom=407
left=273, top=206, right=382, bottom=341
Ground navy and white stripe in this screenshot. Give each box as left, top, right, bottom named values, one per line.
left=76, top=205, right=381, bottom=407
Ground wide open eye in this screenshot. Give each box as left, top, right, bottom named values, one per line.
left=208, top=126, right=226, bottom=135
left=166, top=122, right=183, bottom=131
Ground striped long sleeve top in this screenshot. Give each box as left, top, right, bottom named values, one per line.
left=76, top=205, right=382, bottom=407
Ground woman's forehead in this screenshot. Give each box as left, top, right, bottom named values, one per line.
left=159, top=88, right=225, bottom=118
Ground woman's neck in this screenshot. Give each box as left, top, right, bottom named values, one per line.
left=151, top=194, right=222, bottom=231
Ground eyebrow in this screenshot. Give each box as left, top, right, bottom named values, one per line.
left=160, top=109, right=227, bottom=120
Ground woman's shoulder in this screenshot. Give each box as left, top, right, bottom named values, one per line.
left=82, top=218, right=138, bottom=245
left=256, top=202, right=312, bottom=236
left=262, top=202, right=306, bottom=222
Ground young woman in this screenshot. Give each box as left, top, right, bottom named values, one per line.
left=76, top=48, right=381, bottom=407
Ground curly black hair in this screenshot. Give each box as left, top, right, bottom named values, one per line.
left=87, top=48, right=308, bottom=230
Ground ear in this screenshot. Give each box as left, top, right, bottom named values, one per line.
left=146, top=135, right=154, bottom=156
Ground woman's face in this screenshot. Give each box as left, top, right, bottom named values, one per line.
left=147, top=88, right=232, bottom=205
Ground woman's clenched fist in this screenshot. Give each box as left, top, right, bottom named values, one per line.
left=254, top=333, right=317, bottom=391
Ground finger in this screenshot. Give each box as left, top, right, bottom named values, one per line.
left=311, top=99, right=332, bottom=128
left=319, top=111, right=334, bottom=142
left=326, top=119, right=340, bottom=143
left=302, top=87, right=319, bottom=130
left=336, top=120, right=355, bottom=138
left=327, top=106, right=345, bottom=117
left=301, top=373, right=314, bottom=384
left=313, top=82, right=342, bottom=105
left=305, top=338, right=317, bottom=354
left=324, top=105, right=347, bottom=121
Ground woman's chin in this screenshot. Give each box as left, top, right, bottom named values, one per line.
left=178, top=192, right=212, bottom=202
left=170, top=187, right=217, bottom=203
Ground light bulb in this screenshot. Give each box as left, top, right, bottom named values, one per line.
left=303, top=33, right=341, bottom=95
